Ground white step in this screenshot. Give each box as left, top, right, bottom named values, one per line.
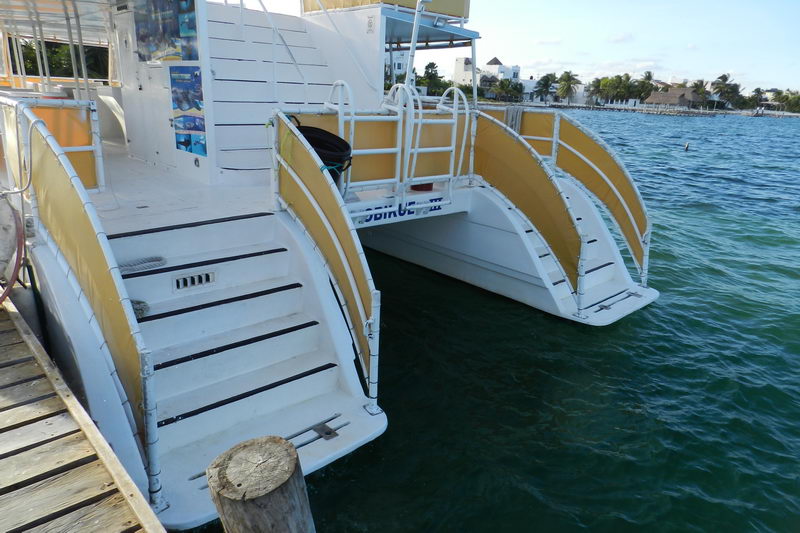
left=580, top=257, right=617, bottom=290
left=122, top=243, right=290, bottom=306
left=138, top=277, right=304, bottom=350
left=153, top=313, right=322, bottom=402
left=108, top=212, right=276, bottom=265
left=156, top=389, right=388, bottom=530
left=157, top=358, right=339, bottom=452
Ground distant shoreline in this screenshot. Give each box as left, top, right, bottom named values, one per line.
left=528, top=102, right=800, bottom=119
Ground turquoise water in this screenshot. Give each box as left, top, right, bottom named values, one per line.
left=305, top=112, right=800, bottom=532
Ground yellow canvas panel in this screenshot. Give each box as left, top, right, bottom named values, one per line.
left=302, top=0, right=469, bottom=18
left=556, top=119, right=647, bottom=267
left=65, top=151, right=98, bottom=189
left=29, top=130, right=143, bottom=434
left=277, top=120, right=373, bottom=371
left=525, top=139, right=552, bottom=156
left=295, top=112, right=471, bottom=183
left=483, top=108, right=505, bottom=122
left=520, top=112, right=555, bottom=139
left=474, top=115, right=581, bottom=289
left=32, top=107, right=93, bottom=147
left=32, top=107, right=97, bottom=189
left=556, top=147, right=644, bottom=267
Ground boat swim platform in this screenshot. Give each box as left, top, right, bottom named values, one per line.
left=0, top=300, right=164, bottom=532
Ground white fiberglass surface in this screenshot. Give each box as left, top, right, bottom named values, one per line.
left=91, top=142, right=271, bottom=235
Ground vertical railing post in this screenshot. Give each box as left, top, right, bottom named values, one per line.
left=70, top=0, right=92, bottom=98
left=88, top=101, right=105, bottom=190
left=551, top=112, right=561, bottom=161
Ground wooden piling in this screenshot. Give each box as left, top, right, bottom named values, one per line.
left=207, top=436, right=316, bottom=533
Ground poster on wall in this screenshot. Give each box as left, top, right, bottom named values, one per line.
left=134, top=0, right=198, bottom=61
left=170, top=66, right=207, bottom=156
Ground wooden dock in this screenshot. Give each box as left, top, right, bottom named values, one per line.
left=0, top=300, right=164, bottom=532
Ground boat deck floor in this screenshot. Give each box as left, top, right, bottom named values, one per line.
left=91, top=142, right=271, bottom=235
left=0, top=301, right=164, bottom=532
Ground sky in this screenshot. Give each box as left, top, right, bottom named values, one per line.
left=415, top=0, right=799, bottom=93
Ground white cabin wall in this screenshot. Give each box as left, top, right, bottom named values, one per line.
left=114, top=7, right=216, bottom=183
left=302, top=7, right=385, bottom=109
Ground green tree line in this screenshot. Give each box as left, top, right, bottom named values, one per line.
left=7, top=38, right=108, bottom=79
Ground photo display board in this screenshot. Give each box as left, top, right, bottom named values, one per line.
left=134, top=0, right=198, bottom=61
left=170, top=66, right=207, bottom=156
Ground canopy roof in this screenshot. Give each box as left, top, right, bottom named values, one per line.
left=383, top=4, right=478, bottom=51
left=0, top=0, right=111, bottom=44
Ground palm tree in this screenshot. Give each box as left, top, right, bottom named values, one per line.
left=556, top=71, right=581, bottom=105
left=586, top=78, right=603, bottom=105
left=533, top=73, right=556, bottom=104
left=691, top=79, right=708, bottom=106
left=638, top=71, right=655, bottom=101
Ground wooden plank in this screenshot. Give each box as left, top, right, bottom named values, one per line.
left=0, top=412, right=78, bottom=458
left=0, top=432, right=96, bottom=495
left=0, top=360, right=44, bottom=389
left=0, top=377, right=55, bottom=411
left=0, top=461, right=116, bottom=532
left=2, top=301, right=166, bottom=532
left=0, top=329, right=23, bottom=347
left=0, top=342, right=33, bottom=367
left=0, top=319, right=16, bottom=332
left=0, top=395, right=65, bottom=432
left=25, top=492, right=140, bottom=533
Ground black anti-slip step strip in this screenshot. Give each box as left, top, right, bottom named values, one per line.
left=122, top=248, right=287, bottom=279
left=587, top=239, right=598, bottom=244
left=138, top=283, right=302, bottom=323
left=585, top=262, right=614, bottom=274
left=107, top=212, right=272, bottom=240
left=157, top=363, right=337, bottom=427
left=154, top=320, right=319, bottom=371
left=583, top=289, right=628, bottom=310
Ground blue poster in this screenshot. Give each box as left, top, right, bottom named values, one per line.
left=135, top=0, right=198, bottom=61
left=170, top=66, right=206, bottom=156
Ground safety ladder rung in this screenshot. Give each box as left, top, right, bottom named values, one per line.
left=420, top=118, right=456, bottom=125
left=411, top=146, right=453, bottom=154
left=352, top=148, right=400, bottom=156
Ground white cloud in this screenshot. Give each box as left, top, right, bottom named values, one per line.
left=687, top=43, right=698, bottom=51
left=535, top=39, right=562, bottom=46
left=608, top=32, right=634, bottom=44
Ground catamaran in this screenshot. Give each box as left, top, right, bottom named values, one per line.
left=0, top=0, right=657, bottom=528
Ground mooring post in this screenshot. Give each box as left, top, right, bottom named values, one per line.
left=206, top=436, right=316, bottom=533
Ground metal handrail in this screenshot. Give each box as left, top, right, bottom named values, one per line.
left=0, top=94, right=164, bottom=509
left=273, top=111, right=381, bottom=413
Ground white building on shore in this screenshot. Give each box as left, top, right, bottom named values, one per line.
left=453, top=56, right=520, bottom=87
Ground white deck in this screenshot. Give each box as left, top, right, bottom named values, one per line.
left=91, top=142, right=272, bottom=235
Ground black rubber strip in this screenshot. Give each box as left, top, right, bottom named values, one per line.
left=585, top=262, right=614, bottom=274
left=576, top=217, right=582, bottom=221
left=553, top=279, right=566, bottom=286
left=539, top=253, right=550, bottom=258
left=107, top=212, right=273, bottom=239
left=122, top=248, right=287, bottom=279
left=583, top=289, right=628, bottom=310
left=525, top=229, right=534, bottom=233
left=157, top=363, right=337, bottom=427
left=154, top=320, right=319, bottom=370
left=587, top=239, right=598, bottom=244
left=138, top=283, right=302, bottom=323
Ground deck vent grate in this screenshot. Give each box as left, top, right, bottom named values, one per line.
left=174, top=272, right=215, bottom=290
